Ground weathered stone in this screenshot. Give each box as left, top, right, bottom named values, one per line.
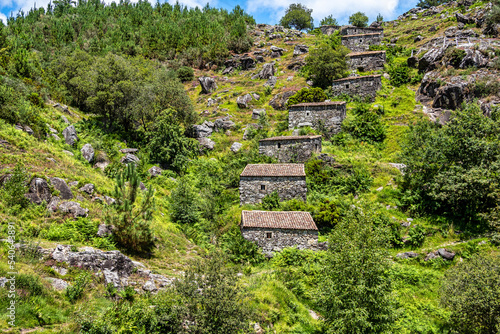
left=192, top=121, right=214, bottom=138
left=79, top=183, right=95, bottom=195
left=264, top=76, right=277, bottom=88
left=50, top=177, right=73, bottom=200
left=62, top=125, right=78, bottom=146
left=45, top=277, right=69, bottom=291
left=47, top=196, right=60, bottom=213
left=198, top=77, right=217, bottom=94
left=339, top=25, right=384, bottom=36
left=418, top=47, right=446, bottom=73
left=240, top=56, right=256, bottom=70
left=424, top=251, right=439, bottom=261
left=341, top=33, right=382, bottom=52
left=119, top=148, right=138, bottom=154
left=27, top=177, right=52, bottom=205
left=293, top=45, right=309, bottom=56
left=148, top=166, right=162, bottom=177
left=331, top=75, right=382, bottom=101
left=456, top=12, right=475, bottom=25
left=396, top=252, right=419, bottom=259
left=269, top=91, right=297, bottom=110
left=230, top=142, right=243, bottom=153
left=288, top=101, right=346, bottom=135
left=237, top=94, right=254, bottom=108
left=81, top=144, right=94, bottom=163
left=252, top=109, right=266, bottom=120
left=414, top=35, right=423, bottom=42
left=198, top=137, right=215, bottom=150
left=438, top=248, right=455, bottom=260
left=51, top=134, right=61, bottom=141
left=259, top=135, right=322, bottom=163
left=62, top=150, right=74, bottom=156
left=58, top=201, right=88, bottom=218
left=120, top=153, right=140, bottom=164
left=214, top=117, right=235, bottom=131
left=94, top=152, right=110, bottom=171
left=348, top=51, right=386, bottom=71
left=139, top=182, right=147, bottom=191
left=61, top=115, right=70, bottom=124
left=23, top=125, right=34, bottom=135
left=142, top=280, right=158, bottom=292
left=253, top=93, right=260, bottom=101
left=287, top=60, right=305, bottom=71
left=97, top=224, right=114, bottom=237
left=320, top=25, right=340, bottom=35
left=104, top=196, right=116, bottom=205
left=243, top=124, right=263, bottom=140
left=459, top=49, right=489, bottom=69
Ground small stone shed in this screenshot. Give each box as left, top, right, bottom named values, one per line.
left=341, top=33, right=382, bottom=52
left=331, top=75, right=382, bottom=101
left=339, top=25, right=384, bottom=37
left=259, top=135, right=322, bottom=163
left=241, top=210, right=318, bottom=254
left=347, top=50, right=386, bottom=72
left=288, top=101, right=346, bottom=134
left=239, top=164, right=307, bottom=205
left=320, top=25, right=340, bottom=35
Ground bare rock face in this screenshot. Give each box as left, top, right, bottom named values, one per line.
left=58, top=201, right=88, bottom=218
left=459, top=49, right=489, bottom=69
left=396, top=252, right=419, bottom=259
left=119, top=148, right=138, bottom=154
left=45, top=277, right=69, bottom=291
left=50, top=177, right=73, bottom=200
left=254, top=62, right=275, bottom=79
left=47, top=196, right=60, bottom=213
left=25, top=177, right=52, bottom=205
left=237, top=94, right=254, bottom=108
left=62, top=125, right=78, bottom=146
left=121, top=153, right=140, bottom=164
left=438, top=248, right=455, bottom=260
left=148, top=166, right=162, bottom=177
left=269, top=91, right=297, bottom=110
left=418, top=47, right=446, bottom=73
left=456, top=12, right=475, bottom=25
left=81, top=144, right=94, bottom=163
left=198, top=77, right=218, bottom=94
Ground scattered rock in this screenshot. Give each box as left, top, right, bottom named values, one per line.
left=139, top=182, right=147, bottom=191
left=376, top=186, right=383, bottom=192
left=236, top=94, right=254, bottom=108
left=68, top=181, right=79, bottom=188
left=79, top=183, right=95, bottom=195
left=396, top=252, right=419, bottom=259
left=23, top=125, right=34, bottom=135
left=47, top=196, right=60, bottom=213
left=424, top=251, right=439, bottom=261
left=214, top=117, right=235, bottom=131
left=142, top=280, right=158, bottom=292
left=264, top=76, right=277, bottom=88
left=121, top=153, right=140, bottom=164
left=58, top=201, right=88, bottom=218
left=104, top=196, right=116, bottom=205
left=81, top=144, right=94, bottom=163
left=293, top=44, right=309, bottom=56
left=198, top=77, right=218, bottom=94
left=97, top=224, right=114, bottom=237
left=269, top=90, right=297, bottom=110
left=456, top=12, right=475, bottom=25
left=26, top=177, right=52, bottom=205
left=438, top=248, right=455, bottom=260
left=45, top=277, right=69, bottom=291
left=198, top=137, right=215, bottom=150
left=253, top=93, right=260, bottom=101
left=50, top=177, right=73, bottom=200
left=192, top=121, right=214, bottom=138
left=119, top=148, right=138, bottom=154
left=61, top=115, right=70, bottom=124
left=254, top=62, right=275, bottom=79
left=230, top=142, right=243, bottom=153
left=62, top=150, right=74, bottom=156
left=62, top=125, right=79, bottom=146
left=148, top=166, right=162, bottom=177
left=414, top=35, right=423, bottom=42
left=252, top=109, right=266, bottom=120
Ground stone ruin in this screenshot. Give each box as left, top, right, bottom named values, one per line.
left=288, top=101, right=346, bottom=134
left=241, top=210, right=321, bottom=255
left=339, top=25, right=384, bottom=37
left=331, top=75, right=382, bottom=101
left=239, top=164, right=307, bottom=205
left=341, top=33, right=382, bottom=52
left=259, top=135, right=322, bottom=163
left=319, top=25, right=340, bottom=35
left=348, top=50, right=386, bottom=72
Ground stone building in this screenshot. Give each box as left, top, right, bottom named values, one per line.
left=341, top=33, right=382, bottom=52
left=347, top=50, right=386, bottom=72
left=259, top=135, right=322, bottom=163
left=239, top=164, right=306, bottom=205
left=288, top=101, right=346, bottom=134
left=331, top=75, right=382, bottom=101
left=241, top=210, right=318, bottom=254
left=339, top=25, right=384, bottom=37
left=320, top=25, right=340, bottom=35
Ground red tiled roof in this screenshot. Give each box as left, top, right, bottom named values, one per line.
left=259, top=135, right=322, bottom=142
left=241, top=210, right=318, bottom=230
left=289, top=101, right=345, bottom=108
left=240, top=164, right=305, bottom=177
left=348, top=50, right=386, bottom=57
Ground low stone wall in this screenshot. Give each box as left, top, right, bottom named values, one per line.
left=341, top=33, right=382, bottom=52
left=331, top=75, right=382, bottom=101
left=239, top=176, right=307, bottom=205
left=241, top=227, right=318, bottom=255
left=288, top=102, right=346, bottom=134
left=340, top=25, right=384, bottom=37
left=259, top=137, right=322, bottom=162
left=348, top=51, right=386, bottom=71
left=320, top=25, right=340, bottom=35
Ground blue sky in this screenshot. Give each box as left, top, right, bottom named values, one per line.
left=0, top=0, right=418, bottom=26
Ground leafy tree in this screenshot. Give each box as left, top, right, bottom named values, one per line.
left=174, top=252, right=252, bottom=333
left=279, top=3, right=314, bottom=31
left=348, top=12, right=369, bottom=27
left=287, top=87, right=327, bottom=106
left=441, top=255, right=500, bottom=333
left=313, top=199, right=341, bottom=230
left=400, top=104, right=500, bottom=228
left=376, top=13, right=384, bottom=23
left=343, top=111, right=386, bottom=143
left=146, top=110, right=198, bottom=172
left=318, top=210, right=396, bottom=333
left=106, top=163, right=155, bottom=253
left=320, top=15, right=338, bottom=26
left=176, top=66, right=194, bottom=82
left=304, top=43, right=349, bottom=88
left=169, top=176, right=200, bottom=225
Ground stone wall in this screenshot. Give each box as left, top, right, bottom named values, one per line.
left=340, top=25, right=384, bottom=37
left=341, top=33, right=382, bottom=52
left=288, top=102, right=346, bottom=134
left=348, top=51, right=386, bottom=71
left=331, top=75, right=382, bottom=101
left=259, top=137, right=322, bottom=162
left=320, top=25, right=340, bottom=35
left=241, top=227, right=318, bottom=255
left=239, top=176, right=307, bottom=205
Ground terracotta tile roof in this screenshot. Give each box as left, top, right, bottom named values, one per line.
left=240, top=164, right=305, bottom=177
left=348, top=50, right=386, bottom=57
left=259, top=135, right=322, bottom=142
left=332, top=74, right=382, bottom=83
left=289, top=101, right=345, bottom=108
left=342, top=33, right=382, bottom=38
left=241, top=210, right=318, bottom=230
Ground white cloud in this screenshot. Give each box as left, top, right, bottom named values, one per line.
left=245, top=0, right=400, bottom=24
left=0, top=12, right=6, bottom=23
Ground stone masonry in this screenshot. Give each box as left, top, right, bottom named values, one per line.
left=320, top=25, right=340, bottom=35
left=288, top=101, right=346, bottom=134
left=239, top=164, right=307, bottom=205
left=348, top=51, right=386, bottom=72
left=259, top=135, right=322, bottom=163
left=241, top=210, right=318, bottom=255
left=340, top=25, right=384, bottom=37
left=331, top=75, right=382, bottom=101
left=341, top=33, right=382, bottom=52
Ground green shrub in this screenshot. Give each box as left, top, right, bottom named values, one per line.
left=407, top=225, right=426, bottom=248
left=261, top=190, right=281, bottom=210
left=303, top=44, right=349, bottom=88
left=169, top=176, right=200, bottom=225
left=176, top=66, right=194, bottom=82
left=388, top=63, right=411, bottom=87
left=220, top=226, right=265, bottom=265
left=287, top=87, right=327, bottom=107
left=16, top=274, right=45, bottom=297
left=445, top=47, right=466, bottom=68
left=1, top=164, right=30, bottom=209
left=343, top=111, right=386, bottom=143
left=66, top=271, right=91, bottom=302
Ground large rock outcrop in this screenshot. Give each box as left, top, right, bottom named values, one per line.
left=25, top=178, right=52, bottom=205
left=62, top=125, right=78, bottom=146
left=269, top=91, right=297, bottom=110
left=50, top=177, right=73, bottom=200
left=198, top=77, right=218, bottom=94
left=81, top=144, right=94, bottom=163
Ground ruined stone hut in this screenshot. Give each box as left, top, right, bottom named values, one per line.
left=259, top=135, right=322, bottom=163
left=288, top=101, right=346, bottom=134
left=341, top=33, right=382, bottom=52
left=319, top=25, right=340, bottom=35
left=348, top=50, right=386, bottom=72
left=331, top=75, right=382, bottom=101
left=239, top=164, right=307, bottom=205
left=241, top=210, right=318, bottom=254
left=339, top=25, right=384, bottom=37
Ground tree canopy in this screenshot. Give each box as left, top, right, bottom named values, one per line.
left=320, top=15, right=339, bottom=26
left=279, top=3, right=314, bottom=31
left=304, top=42, right=349, bottom=88
left=349, top=12, right=369, bottom=27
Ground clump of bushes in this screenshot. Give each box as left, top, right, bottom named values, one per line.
left=287, top=87, right=327, bottom=106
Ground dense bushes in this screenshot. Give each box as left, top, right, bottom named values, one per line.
left=304, top=43, right=349, bottom=88
left=287, top=87, right=327, bottom=106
